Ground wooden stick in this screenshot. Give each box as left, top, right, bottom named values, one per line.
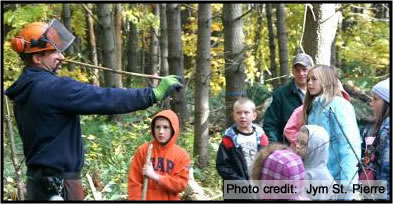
left=63, top=59, right=163, bottom=80
left=86, top=173, right=102, bottom=200
left=5, top=96, right=25, bottom=200
left=141, top=143, right=153, bottom=200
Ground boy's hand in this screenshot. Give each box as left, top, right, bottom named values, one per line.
left=143, top=162, right=160, bottom=181
left=153, top=75, right=183, bottom=101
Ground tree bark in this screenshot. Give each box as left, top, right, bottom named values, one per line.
left=303, top=4, right=339, bottom=65
left=167, top=3, right=188, bottom=126
left=254, top=4, right=264, bottom=83
left=62, top=3, right=75, bottom=71
left=126, top=5, right=139, bottom=86
left=114, top=4, right=123, bottom=75
left=223, top=4, right=246, bottom=127
left=86, top=4, right=100, bottom=86
left=147, top=4, right=159, bottom=86
left=97, top=4, right=122, bottom=121
left=159, top=4, right=169, bottom=77
left=194, top=3, right=211, bottom=168
left=159, top=4, right=170, bottom=109
left=266, top=3, right=279, bottom=90
left=276, top=3, right=289, bottom=85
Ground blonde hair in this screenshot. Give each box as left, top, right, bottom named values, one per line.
left=302, top=65, right=342, bottom=125
left=233, top=97, right=256, bottom=112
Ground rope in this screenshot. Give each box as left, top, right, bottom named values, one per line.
left=299, top=4, right=316, bottom=54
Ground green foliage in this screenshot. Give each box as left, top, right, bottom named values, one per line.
left=247, top=83, right=273, bottom=107
left=124, top=5, right=160, bottom=31
left=70, top=4, right=87, bottom=47
left=337, top=3, right=390, bottom=90
left=4, top=4, right=62, bottom=40
left=286, top=4, right=305, bottom=55
left=57, top=67, right=90, bottom=83
left=2, top=3, right=390, bottom=201
left=4, top=42, right=24, bottom=89
left=80, top=109, right=158, bottom=200
left=4, top=4, right=49, bottom=38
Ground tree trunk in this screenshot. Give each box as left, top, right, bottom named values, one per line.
left=254, top=4, right=264, bottom=83
left=95, top=5, right=104, bottom=85
left=167, top=3, right=188, bottom=126
left=331, top=35, right=337, bottom=67
left=62, top=3, right=75, bottom=71
left=114, top=4, right=123, bottom=75
left=223, top=4, right=246, bottom=127
left=147, top=4, right=159, bottom=86
left=303, top=4, right=339, bottom=65
left=97, top=4, right=122, bottom=121
left=276, top=3, right=289, bottom=85
left=266, top=3, right=278, bottom=90
left=159, top=4, right=170, bottom=109
left=194, top=3, right=211, bottom=168
left=159, top=4, right=169, bottom=77
left=86, top=4, right=100, bottom=86
left=126, top=6, right=139, bottom=86
left=181, top=4, right=193, bottom=82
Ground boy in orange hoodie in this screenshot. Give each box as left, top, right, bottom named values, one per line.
left=128, top=110, right=190, bottom=200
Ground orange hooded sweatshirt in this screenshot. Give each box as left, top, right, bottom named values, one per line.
left=128, top=110, right=190, bottom=200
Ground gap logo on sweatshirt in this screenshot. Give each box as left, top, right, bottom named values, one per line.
left=151, top=157, right=174, bottom=174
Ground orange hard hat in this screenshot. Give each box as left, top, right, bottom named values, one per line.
left=11, top=22, right=57, bottom=53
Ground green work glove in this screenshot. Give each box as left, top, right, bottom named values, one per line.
left=153, top=75, right=183, bottom=101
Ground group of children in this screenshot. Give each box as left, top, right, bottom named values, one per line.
left=126, top=65, right=390, bottom=200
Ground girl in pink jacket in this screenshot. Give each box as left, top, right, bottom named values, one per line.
left=284, top=81, right=350, bottom=150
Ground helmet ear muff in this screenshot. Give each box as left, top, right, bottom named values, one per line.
left=11, top=37, right=26, bottom=53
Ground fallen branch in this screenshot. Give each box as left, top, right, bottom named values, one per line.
left=5, top=96, right=25, bottom=200
left=342, top=83, right=372, bottom=102
left=82, top=4, right=104, bottom=27
left=63, top=59, right=162, bottom=80
left=86, top=173, right=102, bottom=200
left=185, top=167, right=209, bottom=200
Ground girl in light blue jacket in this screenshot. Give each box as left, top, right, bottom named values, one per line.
left=301, top=65, right=361, bottom=199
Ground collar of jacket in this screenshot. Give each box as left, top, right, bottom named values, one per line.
left=287, top=79, right=300, bottom=95
left=224, top=124, right=264, bottom=148
left=24, top=66, right=56, bottom=75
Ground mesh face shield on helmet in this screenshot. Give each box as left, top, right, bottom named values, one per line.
left=42, top=19, right=75, bottom=53
left=11, top=19, right=76, bottom=54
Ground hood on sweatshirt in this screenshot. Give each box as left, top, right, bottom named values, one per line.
left=303, top=125, right=334, bottom=181
left=150, top=109, right=179, bottom=149
left=5, top=67, right=53, bottom=103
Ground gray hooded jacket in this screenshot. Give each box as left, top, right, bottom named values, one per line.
left=303, top=125, right=336, bottom=200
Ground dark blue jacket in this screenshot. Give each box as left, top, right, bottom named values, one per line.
left=5, top=67, right=156, bottom=173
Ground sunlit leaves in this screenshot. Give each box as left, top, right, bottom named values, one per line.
left=3, top=42, right=23, bottom=89
left=70, top=5, right=87, bottom=47
left=4, top=4, right=51, bottom=39
left=338, top=3, right=389, bottom=89
left=124, top=5, right=159, bottom=31
left=57, top=68, right=90, bottom=82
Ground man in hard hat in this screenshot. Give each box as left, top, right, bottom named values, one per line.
left=5, top=19, right=182, bottom=201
